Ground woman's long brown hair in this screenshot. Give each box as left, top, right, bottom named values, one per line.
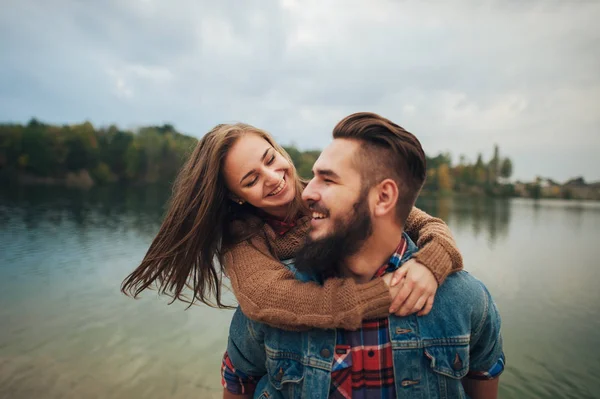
left=121, top=123, right=307, bottom=308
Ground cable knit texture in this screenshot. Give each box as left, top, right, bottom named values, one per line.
left=223, top=206, right=463, bottom=331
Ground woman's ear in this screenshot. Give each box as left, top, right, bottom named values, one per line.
left=229, top=194, right=245, bottom=205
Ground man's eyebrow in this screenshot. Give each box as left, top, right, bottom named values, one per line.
left=313, top=168, right=340, bottom=180
left=239, top=148, right=271, bottom=184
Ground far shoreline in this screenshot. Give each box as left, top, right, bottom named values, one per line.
left=3, top=171, right=599, bottom=203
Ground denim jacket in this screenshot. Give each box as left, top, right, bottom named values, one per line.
left=226, top=235, right=504, bottom=398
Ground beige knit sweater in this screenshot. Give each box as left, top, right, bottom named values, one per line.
left=223, top=206, right=463, bottom=331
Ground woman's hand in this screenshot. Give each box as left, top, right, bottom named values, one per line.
left=382, top=259, right=438, bottom=317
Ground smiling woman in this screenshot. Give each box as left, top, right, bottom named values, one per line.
left=120, top=120, right=464, bottom=333
left=223, top=133, right=297, bottom=219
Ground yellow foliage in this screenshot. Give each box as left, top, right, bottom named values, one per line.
left=437, top=164, right=453, bottom=191
left=18, top=154, right=28, bottom=168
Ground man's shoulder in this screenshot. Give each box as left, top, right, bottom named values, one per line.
left=435, top=271, right=494, bottom=314
left=442, top=270, right=488, bottom=292
left=415, top=271, right=499, bottom=342
left=230, top=306, right=279, bottom=349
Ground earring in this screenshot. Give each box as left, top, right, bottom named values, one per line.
left=232, top=197, right=244, bottom=205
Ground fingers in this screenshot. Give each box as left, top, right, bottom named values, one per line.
left=382, top=273, right=394, bottom=287
left=390, top=267, right=408, bottom=286
left=396, top=288, right=424, bottom=316
left=389, top=278, right=412, bottom=313
left=387, top=261, right=438, bottom=315
left=412, top=295, right=428, bottom=314
left=395, top=294, right=427, bottom=317
left=417, top=295, right=435, bottom=317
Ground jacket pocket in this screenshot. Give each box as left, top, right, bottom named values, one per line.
left=425, top=344, right=469, bottom=378
left=425, top=345, right=469, bottom=398
left=265, top=356, right=305, bottom=393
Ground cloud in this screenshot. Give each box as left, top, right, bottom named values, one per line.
left=1, top=0, right=599, bottom=181
left=106, top=64, right=173, bottom=99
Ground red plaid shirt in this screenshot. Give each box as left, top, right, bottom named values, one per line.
left=328, top=238, right=408, bottom=398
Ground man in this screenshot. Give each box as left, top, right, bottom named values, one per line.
left=222, top=112, right=504, bottom=398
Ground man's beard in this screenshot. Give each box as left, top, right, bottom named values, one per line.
left=295, top=192, right=372, bottom=278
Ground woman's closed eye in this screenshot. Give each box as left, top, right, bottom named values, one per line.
left=245, top=176, right=259, bottom=187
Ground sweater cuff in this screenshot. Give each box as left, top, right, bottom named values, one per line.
left=411, top=241, right=453, bottom=285
left=356, top=279, right=392, bottom=320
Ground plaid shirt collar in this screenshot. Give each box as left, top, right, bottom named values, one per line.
left=258, top=210, right=297, bottom=235
left=373, top=236, right=408, bottom=279
left=265, top=217, right=296, bottom=235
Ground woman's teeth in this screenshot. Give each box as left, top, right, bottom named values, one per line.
left=268, top=178, right=286, bottom=196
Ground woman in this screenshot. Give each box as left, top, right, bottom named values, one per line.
left=121, top=123, right=463, bottom=330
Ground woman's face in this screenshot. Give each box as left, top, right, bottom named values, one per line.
left=223, top=133, right=296, bottom=218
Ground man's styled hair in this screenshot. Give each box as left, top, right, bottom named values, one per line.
left=332, top=112, right=427, bottom=225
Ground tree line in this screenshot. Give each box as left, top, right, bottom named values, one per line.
left=0, top=119, right=196, bottom=184
left=422, top=145, right=514, bottom=196
left=0, top=119, right=514, bottom=196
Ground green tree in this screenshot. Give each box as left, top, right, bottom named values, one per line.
left=488, top=144, right=500, bottom=184
left=98, top=128, right=133, bottom=177
left=428, top=152, right=452, bottom=169
left=21, top=124, right=56, bottom=176
left=283, top=146, right=319, bottom=179
left=65, top=122, right=98, bottom=171
left=474, top=154, right=487, bottom=185
left=500, top=158, right=513, bottom=179
left=124, top=141, right=143, bottom=180
left=0, top=124, right=24, bottom=169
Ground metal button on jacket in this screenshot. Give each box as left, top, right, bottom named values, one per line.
left=320, top=348, right=331, bottom=358
left=453, top=353, right=463, bottom=370
left=401, top=379, right=420, bottom=387
left=275, top=368, right=284, bottom=381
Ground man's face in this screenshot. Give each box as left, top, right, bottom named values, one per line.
left=296, top=139, right=373, bottom=275
left=302, top=139, right=366, bottom=241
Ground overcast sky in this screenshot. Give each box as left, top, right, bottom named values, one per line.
left=1, top=0, right=598, bottom=182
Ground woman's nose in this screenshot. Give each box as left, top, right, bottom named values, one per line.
left=264, top=168, right=280, bottom=186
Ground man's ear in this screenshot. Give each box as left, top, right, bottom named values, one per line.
left=372, top=179, right=398, bottom=217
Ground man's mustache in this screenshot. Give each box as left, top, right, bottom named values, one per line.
left=307, top=201, right=329, bottom=216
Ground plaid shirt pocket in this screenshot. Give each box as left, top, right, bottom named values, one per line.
left=332, top=345, right=353, bottom=371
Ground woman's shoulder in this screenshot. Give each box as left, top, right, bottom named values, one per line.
left=226, top=212, right=265, bottom=246
left=229, top=212, right=262, bottom=232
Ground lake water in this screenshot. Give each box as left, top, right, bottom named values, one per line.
left=1, top=185, right=599, bottom=398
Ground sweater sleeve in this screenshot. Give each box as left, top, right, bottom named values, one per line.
left=404, top=206, right=464, bottom=285
left=223, top=235, right=391, bottom=331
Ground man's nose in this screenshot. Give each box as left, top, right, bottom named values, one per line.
left=302, top=178, right=320, bottom=203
